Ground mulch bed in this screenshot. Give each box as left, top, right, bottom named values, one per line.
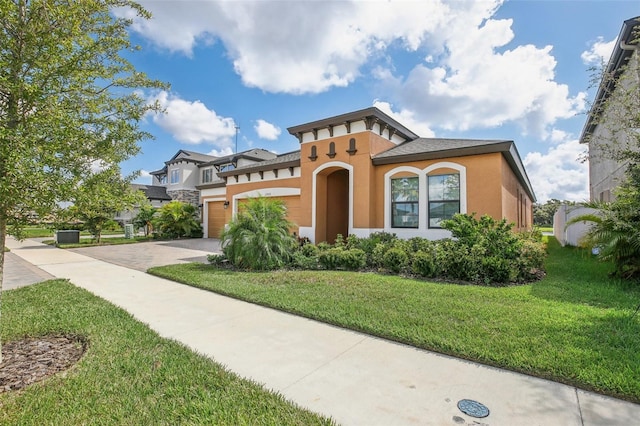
left=0, top=334, right=87, bottom=393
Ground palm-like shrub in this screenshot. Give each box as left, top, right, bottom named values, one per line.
left=569, top=165, right=640, bottom=279
left=133, top=204, right=157, bottom=237
left=221, top=197, right=295, bottom=270
left=154, top=201, right=202, bottom=238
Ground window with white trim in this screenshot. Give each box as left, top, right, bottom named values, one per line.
left=170, top=169, right=180, bottom=184
left=391, top=176, right=419, bottom=228
left=428, top=174, right=460, bottom=228
left=202, top=168, right=213, bottom=184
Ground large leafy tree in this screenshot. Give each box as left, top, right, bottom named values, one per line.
left=0, top=0, right=165, bottom=360
left=69, top=168, right=146, bottom=243
left=533, top=199, right=575, bottom=227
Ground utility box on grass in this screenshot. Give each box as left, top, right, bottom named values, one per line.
left=124, top=224, right=134, bottom=239
left=56, top=230, right=80, bottom=244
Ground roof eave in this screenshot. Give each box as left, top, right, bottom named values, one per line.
left=372, top=141, right=512, bottom=166
left=372, top=141, right=536, bottom=202
left=287, top=107, right=419, bottom=142
left=196, top=181, right=227, bottom=190
left=580, top=16, right=640, bottom=144
left=217, top=159, right=301, bottom=178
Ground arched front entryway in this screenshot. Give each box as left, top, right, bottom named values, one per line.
left=314, top=167, right=350, bottom=244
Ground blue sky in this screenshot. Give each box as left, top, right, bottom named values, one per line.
left=116, top=0, right=638, bottom=203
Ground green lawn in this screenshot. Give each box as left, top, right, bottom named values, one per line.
left=21, top=227, right=55, bottom=238
left=42, top=236, right=153, bottom=248
left=0, top=280, right=333, bottom=425
left=149, top=238, right=640, bottom=402
left=21, top=227, right=125, bottom=238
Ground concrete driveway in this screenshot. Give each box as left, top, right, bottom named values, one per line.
left=67, top=238, right=221, bottom=272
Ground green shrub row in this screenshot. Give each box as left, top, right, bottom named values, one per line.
left=209, top=195, right=546, bottom=286
left=287, top=214, right=546, bottom=285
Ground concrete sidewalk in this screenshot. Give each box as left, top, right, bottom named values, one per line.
left=5, top=237, right=640, bottom=425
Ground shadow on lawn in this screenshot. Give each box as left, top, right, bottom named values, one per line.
left=529, top=239, right=640, bottom=311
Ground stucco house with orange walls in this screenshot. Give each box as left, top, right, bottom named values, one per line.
left=196, top=107, right=536, bottom=243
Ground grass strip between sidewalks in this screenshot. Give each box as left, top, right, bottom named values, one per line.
left=21, top=227, right=124, bottom=238
left=149, top=238, right=640, bottom=402
left=0, top=280, right=333, bottom=425
left=42, top=236, right=154, bottom=248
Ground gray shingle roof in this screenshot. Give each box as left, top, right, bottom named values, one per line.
left=201, top=148, right=278, bottom=167
left=373, top=138, right=512, bottom=163
left=132, top=184, right=172, bottom=201
left=166, top=150, right=218, bottom=165
left=217, top=151, right=301, bottom=177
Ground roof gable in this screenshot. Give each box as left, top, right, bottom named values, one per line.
left=166, top=149, right=218, bottom=165
left=287, top=106, right=419, bottom=143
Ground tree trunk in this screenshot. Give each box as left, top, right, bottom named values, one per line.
left=0, top=216, right=7, bottom=364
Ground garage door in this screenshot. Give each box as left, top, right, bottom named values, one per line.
left=272, top=195, right=300, bottom=233
left=236, top=195, right=300, bottom=233
left=207, top=201, right=226, bottom=238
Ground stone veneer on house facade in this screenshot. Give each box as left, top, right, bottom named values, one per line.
left=167, top=189, right=200, bottom=208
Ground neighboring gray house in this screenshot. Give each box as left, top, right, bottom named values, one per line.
left=150, top=150, right=219, bottom=207
left=114, top=184, right=172, bottom=224
left=197, top=148, right=278, bottom=188
left=580, top=16, right=639, bottom=202
left=148, top=148, right=279, bottom=216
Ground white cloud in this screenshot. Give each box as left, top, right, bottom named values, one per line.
left=90, top=160, right=107, bottom=173
left=147, top=91, right=236, bottom=146
left=374, top=6, right=586, bottom=140
left=207, top=147, right=234, bottom=157
left=373, top=100, right=435, bottom=137
left=523, top=138, right=589, bottom=203
left=127, top=0, right=584, bottom=139
left=123, top=1, right=458, bottom=94
left=581, top=37, right=616, bottom=65
left=133, top=170, right=152, bottom=185
left=254, top=119, right=281, bottom=140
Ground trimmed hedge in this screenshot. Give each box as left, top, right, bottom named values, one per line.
left=285, top=214, right=546, bottom=286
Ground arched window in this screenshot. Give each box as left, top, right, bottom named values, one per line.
left=427, top=173, right=460, bottom=228
left=391, top=176, right=419, bottom=228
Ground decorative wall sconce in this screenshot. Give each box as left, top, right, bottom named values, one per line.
left=223, top=200, right=230, bottom=209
